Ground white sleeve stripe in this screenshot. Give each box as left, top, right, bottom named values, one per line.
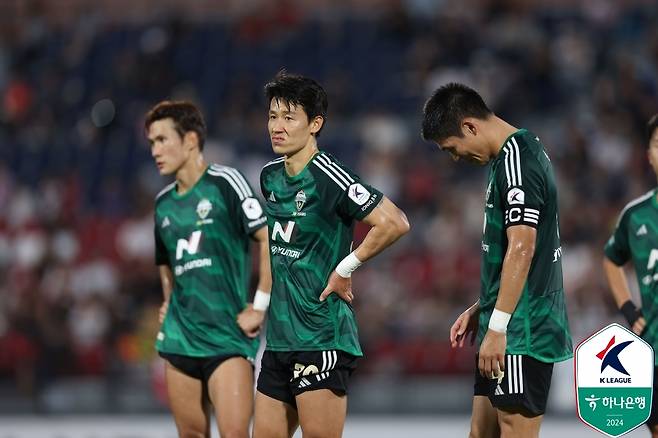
left=506, top=143, right=515, bottom=186
left=224, top=167, right=253, bottom=196
left=319, top=154, right=355, bottom=183
left=312, top=161, right=347, bottom=190
left=210, top=165, right=252, bottom=197
left=315, top=155, right=351, bottom=186
left=156, top=182, right=176, bottom=200
left=208, top=169, right=246, bottom=200
left=503, top=146, right=512, bottom=188
left=512, top=137, right=522, bottom=186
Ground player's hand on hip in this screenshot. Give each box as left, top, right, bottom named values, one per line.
left=237, top=304, right=265, bottom=338
left=159, top=300, right=169, bottom=324
left=319, top=271, right=353, bottom=303
left=450, top=305, right=479, bottom=348
left=478, top=329, right=506, bottom=379
left=633, top=316, right=647, bottom=336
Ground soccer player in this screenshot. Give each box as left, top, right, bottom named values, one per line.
left=603, top=114, right=658, bottom=437
left=252, top=72, right=410, bottom=438
left=421, top=83, right=572, bottom=438
left=146, top=101, right=271, bottom=438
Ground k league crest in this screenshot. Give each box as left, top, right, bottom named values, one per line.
left=575, top=323, right=654, bottom=437
left=295, top=190, right=306, bottom=211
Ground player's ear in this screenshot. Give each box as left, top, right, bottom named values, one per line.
left=462, top=119, right=478, bottom=137
left=309, top=115, right=324, bottom=136
left=183, top=131, right=200, bottom=152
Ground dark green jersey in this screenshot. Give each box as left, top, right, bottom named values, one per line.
left=605, top=189, right=658, bottom=364
left=154, top=164, right=266, bottom=359
left=260, top=151, right=383, bottom=356
left=479, top=129, right=572, bottom=363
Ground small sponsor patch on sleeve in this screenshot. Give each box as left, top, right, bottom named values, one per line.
left=507, top=187, right=525, bottom=205
left=242, top=197, right=264, bottom=219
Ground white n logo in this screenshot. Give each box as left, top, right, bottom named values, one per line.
left=647, top=249, right=658, bottom=270
left=272, top=221, right=295, bottom=243
left=176, top=231, right=202, bottom=260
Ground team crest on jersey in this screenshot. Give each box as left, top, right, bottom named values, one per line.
left=295, top=190, right=307, bottom=211
left=196, top=199, right=212, bottom=219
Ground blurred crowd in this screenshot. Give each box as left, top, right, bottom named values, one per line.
left=1, top=0, right=658, bottom=407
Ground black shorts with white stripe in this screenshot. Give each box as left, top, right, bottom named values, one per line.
left=474, top=353, right=554, bottom=416
left=257, top=350, right=359, bottom=408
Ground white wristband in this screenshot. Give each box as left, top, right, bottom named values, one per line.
left=335, top=252, right=363, bottom=278
left=253, top=290, right=270, bottom=312
left=488, top=309, right=511, bottom=334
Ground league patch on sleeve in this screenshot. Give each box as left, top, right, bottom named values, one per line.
left=348, top=183, right=371, bottom=205
left=507, top=187, right=525, bottom=205
left=242, top=197, right=264, bottom=219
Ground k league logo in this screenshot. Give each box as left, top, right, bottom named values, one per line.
left=575, top=323, right=654, bottom=437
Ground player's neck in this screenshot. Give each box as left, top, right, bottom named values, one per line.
left=176, top=154, right=208, bottom=195
left=284, top=138, right=319, bottom=177
left=488, top=116, right=518, bottom=158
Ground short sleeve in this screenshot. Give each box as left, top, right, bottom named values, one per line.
left=604, top=212, right=630, bottom=266
left=209, top=165, right=267, bottom=235
left=498, top=143, right=545, bottom=229
left=312, top=153, right=383, bottom=221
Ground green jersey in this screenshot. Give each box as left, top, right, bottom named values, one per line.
left=479, top=129, right=572, bottom=363
left=260, top=151, right=383, bottom=356
left=605, top=189, right=658, bottom=364
left=154, top=164, right=267, bottom=359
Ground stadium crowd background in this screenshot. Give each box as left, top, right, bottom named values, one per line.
left=0, top=0, right=657, bottom=414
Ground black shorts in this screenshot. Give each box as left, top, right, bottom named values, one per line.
left=474, top=353, right=553, bottom=416
left=647, top=366, right=658, bottom=426
left=257, top=350, right=359, bottom=408
left=159, top=351, right=250, bottom=382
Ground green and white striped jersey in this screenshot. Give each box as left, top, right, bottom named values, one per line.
left=605, top=189, right=658, bottom=365
left=480, top=129, right=573, bottom=363
left=154, top=164, right=266, bottom=359
left=260, top=151, right=383, bottom=356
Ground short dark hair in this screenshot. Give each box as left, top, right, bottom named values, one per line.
left=264, top=71, right=328, bottom=137
left=647, top=113, right=658, bottom=144
left=421, top=83, right=492, bottom=143
left=144, top=101, right=207, bottom=150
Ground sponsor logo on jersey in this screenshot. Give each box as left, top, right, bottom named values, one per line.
left=507, top=188, right=525, bottom=205
left=553, top=246, right=563, bottom=263
left=268, top=192, right=277, bottom=202
left=348, top=183, right=370, bottom=205
left=174, top=257, right=213, bottom=276
left=242, top=197, right=263, bottom=220
left=196, top=199, right=212, bottom=219
left=271, top=245, right=301, bottom=259
left=486, top=180, right=492, bottom=202
left=637, top=224, right=648, bottom=236
left=161, top=217, right=170, bottom=228
left=272, top=220, right=296, bottom=243
left=176, top=230, right=202, bottom=260
left=295, top=190, right=307, bottom=211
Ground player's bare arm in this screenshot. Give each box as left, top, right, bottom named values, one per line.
left=450, top=300, right=480, bottom=348
left=319, top=196, right=410, bottom=303
left=479, top=225, right=535, bottom=379
left=603, top=257, right=646, bottom=335
left=237, top=226, right=272, bottom=338
left=158, top=265, right=174, bottom=323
